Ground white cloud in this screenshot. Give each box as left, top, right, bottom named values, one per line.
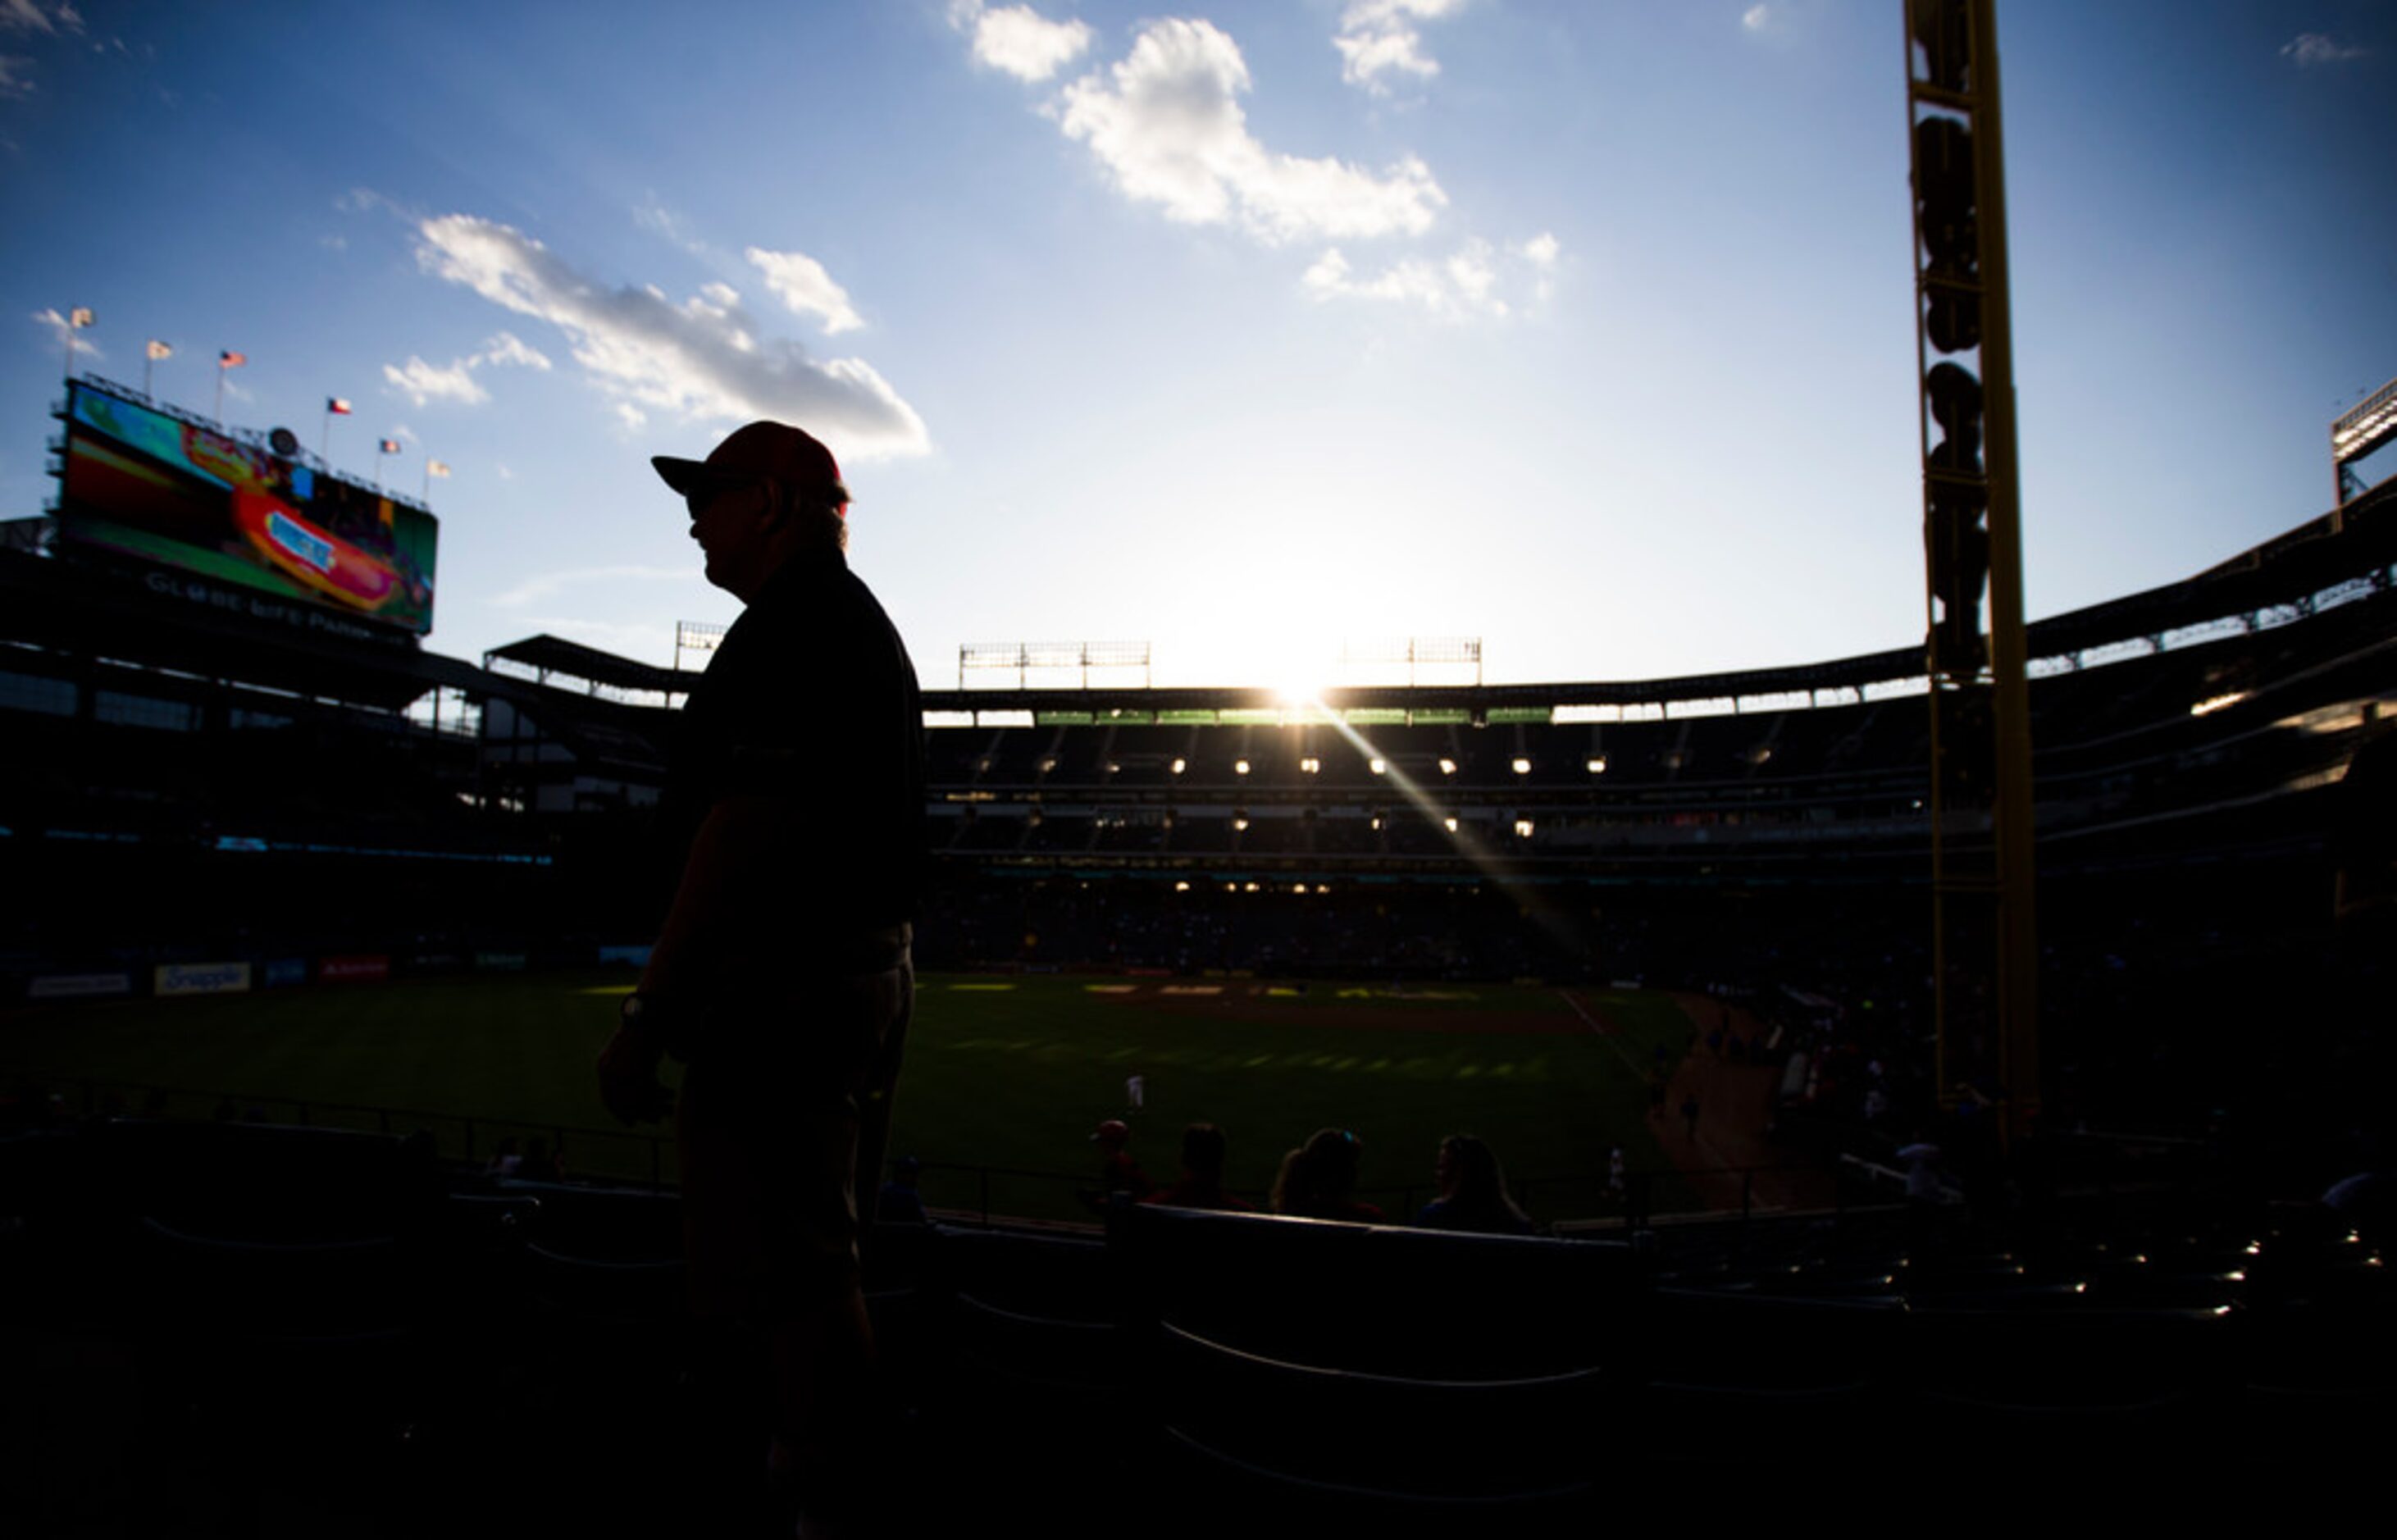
left=30, top=306, right=100, bottom=358
left=0, top=52, right=31, bottom=97
left=952, top=0, right=1093, bottom=84
left=1517, top=230, right=1561, bottom=300
left=745, top=247, right=865, bottom=334
left=1334, top=0, right=1465, bottom=95
left=384, top=355, right=487, bottom=407
left=494, top=563, right=694, bottom=608
left=477, top=330, right=552, bottom=371
left=2281, top=33, right=2367, bottom=67
left=1, top=1, right=67, bottom=35
left=391, top=423, right=418, bottom=444
left=634, top=196, right=705, bottom=253
left=1303, top=235, right=1557, bottom=318
left=1303, top=245, right=1494, bottom=317
left=412, top=213, right=929, bottom=457
left=1742, top=4, right=1770, bottom=33
left=1056, top=18, right=1446, bottom=244
left=381, top=331, right=548, bottom=405
left=496, top=463, right=514, bottom=481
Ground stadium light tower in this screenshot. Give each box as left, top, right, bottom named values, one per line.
left=1906, top=0, right=2038, bottom=1139
left=2332, top=376, right=2397, bottom=513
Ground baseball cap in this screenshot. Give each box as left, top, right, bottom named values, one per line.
left=1091, top=1119, right=1131, bottom=1145
left=652, top=421, right=849, bottom=514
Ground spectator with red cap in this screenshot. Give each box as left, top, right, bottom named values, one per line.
left=595, top=418, right=925, bottom=1536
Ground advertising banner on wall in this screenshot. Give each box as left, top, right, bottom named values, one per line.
left=57, top=380, right=437, bottom=636
left=317, top=955, right=392, bottom=984
left=28, top=972, right=134, bottom=1000
left=155, top=962, right=253, bottom=997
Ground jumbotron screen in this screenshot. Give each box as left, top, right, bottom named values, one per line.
left=57, top=380, right=438, bottom=636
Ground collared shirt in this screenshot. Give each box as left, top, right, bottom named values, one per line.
left=668, top=545, right=927, bottom=961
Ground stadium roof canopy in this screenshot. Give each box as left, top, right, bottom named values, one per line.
left=920, top=481, right=2395, bottom=715
left=481, top=634, right=691, bottom=696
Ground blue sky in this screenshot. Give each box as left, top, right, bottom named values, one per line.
left=3, top=1, right=2390, bottom=688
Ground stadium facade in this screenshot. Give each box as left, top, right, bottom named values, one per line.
left=4, top=374, right=2390, bottom=1122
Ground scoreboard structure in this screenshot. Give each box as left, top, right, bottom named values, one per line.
left=52, top=377, right=439, bottom=641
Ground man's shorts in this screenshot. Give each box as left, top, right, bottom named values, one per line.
left=675, top=930, right=913, bottom=1323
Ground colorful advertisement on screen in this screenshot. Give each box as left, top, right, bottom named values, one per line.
left=57, top=381, right=438, bottom=636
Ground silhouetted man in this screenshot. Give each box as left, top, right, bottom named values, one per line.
left=597, top=420, right=924, bottom=1535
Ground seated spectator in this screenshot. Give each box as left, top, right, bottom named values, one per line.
left=878, top=1154, right=930, bottom=1224
left=1270, top=1128, right=1384, bottom=1223
left=1142, top=1122, right=1254, bottom=1211
left=1082, top=1119, right=1154, bottom=1213
left=1415, top=1133, right=1534, bottom=1235
left=521, top=1135, right=564, bottom=1182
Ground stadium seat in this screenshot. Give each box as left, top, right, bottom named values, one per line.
left=1116, top=1203, right=1641, bottom=1379
left=1146, top=1320, right=1608, bottom=1528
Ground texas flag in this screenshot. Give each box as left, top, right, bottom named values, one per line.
left=146, top=339, right=173, bottom=361
left=327, top=397, right=353, bottom=416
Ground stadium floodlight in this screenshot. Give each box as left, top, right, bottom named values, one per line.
left=1438, top=758, right=1457, bottom=776
left=1234, top=759, right=1251, bottom=776
left=1515, top=819, right=1534, bottom=839
left=1369, top=758, right=1387, bottom=775
left=1244, top=882, right=1260, bottom=893
left=1233, top=813, right=1250, bottom=831
left=1292, top=882, right=1306, bottom=895
left=1174, top=880, right=1190, bottom=892
left=1171, top=758, right=1187, bottom=775
left=2332, top=375, right=2397, bottom=506
left=1300, top=757, right=1321, bottom=774
left=1587, top=757, right=1608, bottom=773
left=1511, top=758, right=1532, bottom=775
left=675, top=620, right=727, bottom=672
left=1444, top=817, right=1460, bottom=833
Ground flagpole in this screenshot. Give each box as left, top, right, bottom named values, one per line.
left=323, top=406, right=332, bottom=462
left=62, top=308, right=96, bottom=385
left=214, top=360, right=225, bottom=426
left=422, top=458, right=431, bottom=501
left=145, top=352, right=155, bottom=398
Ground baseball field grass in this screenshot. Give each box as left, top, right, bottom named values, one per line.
left=0, top=969, right=1699, bottom=1224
